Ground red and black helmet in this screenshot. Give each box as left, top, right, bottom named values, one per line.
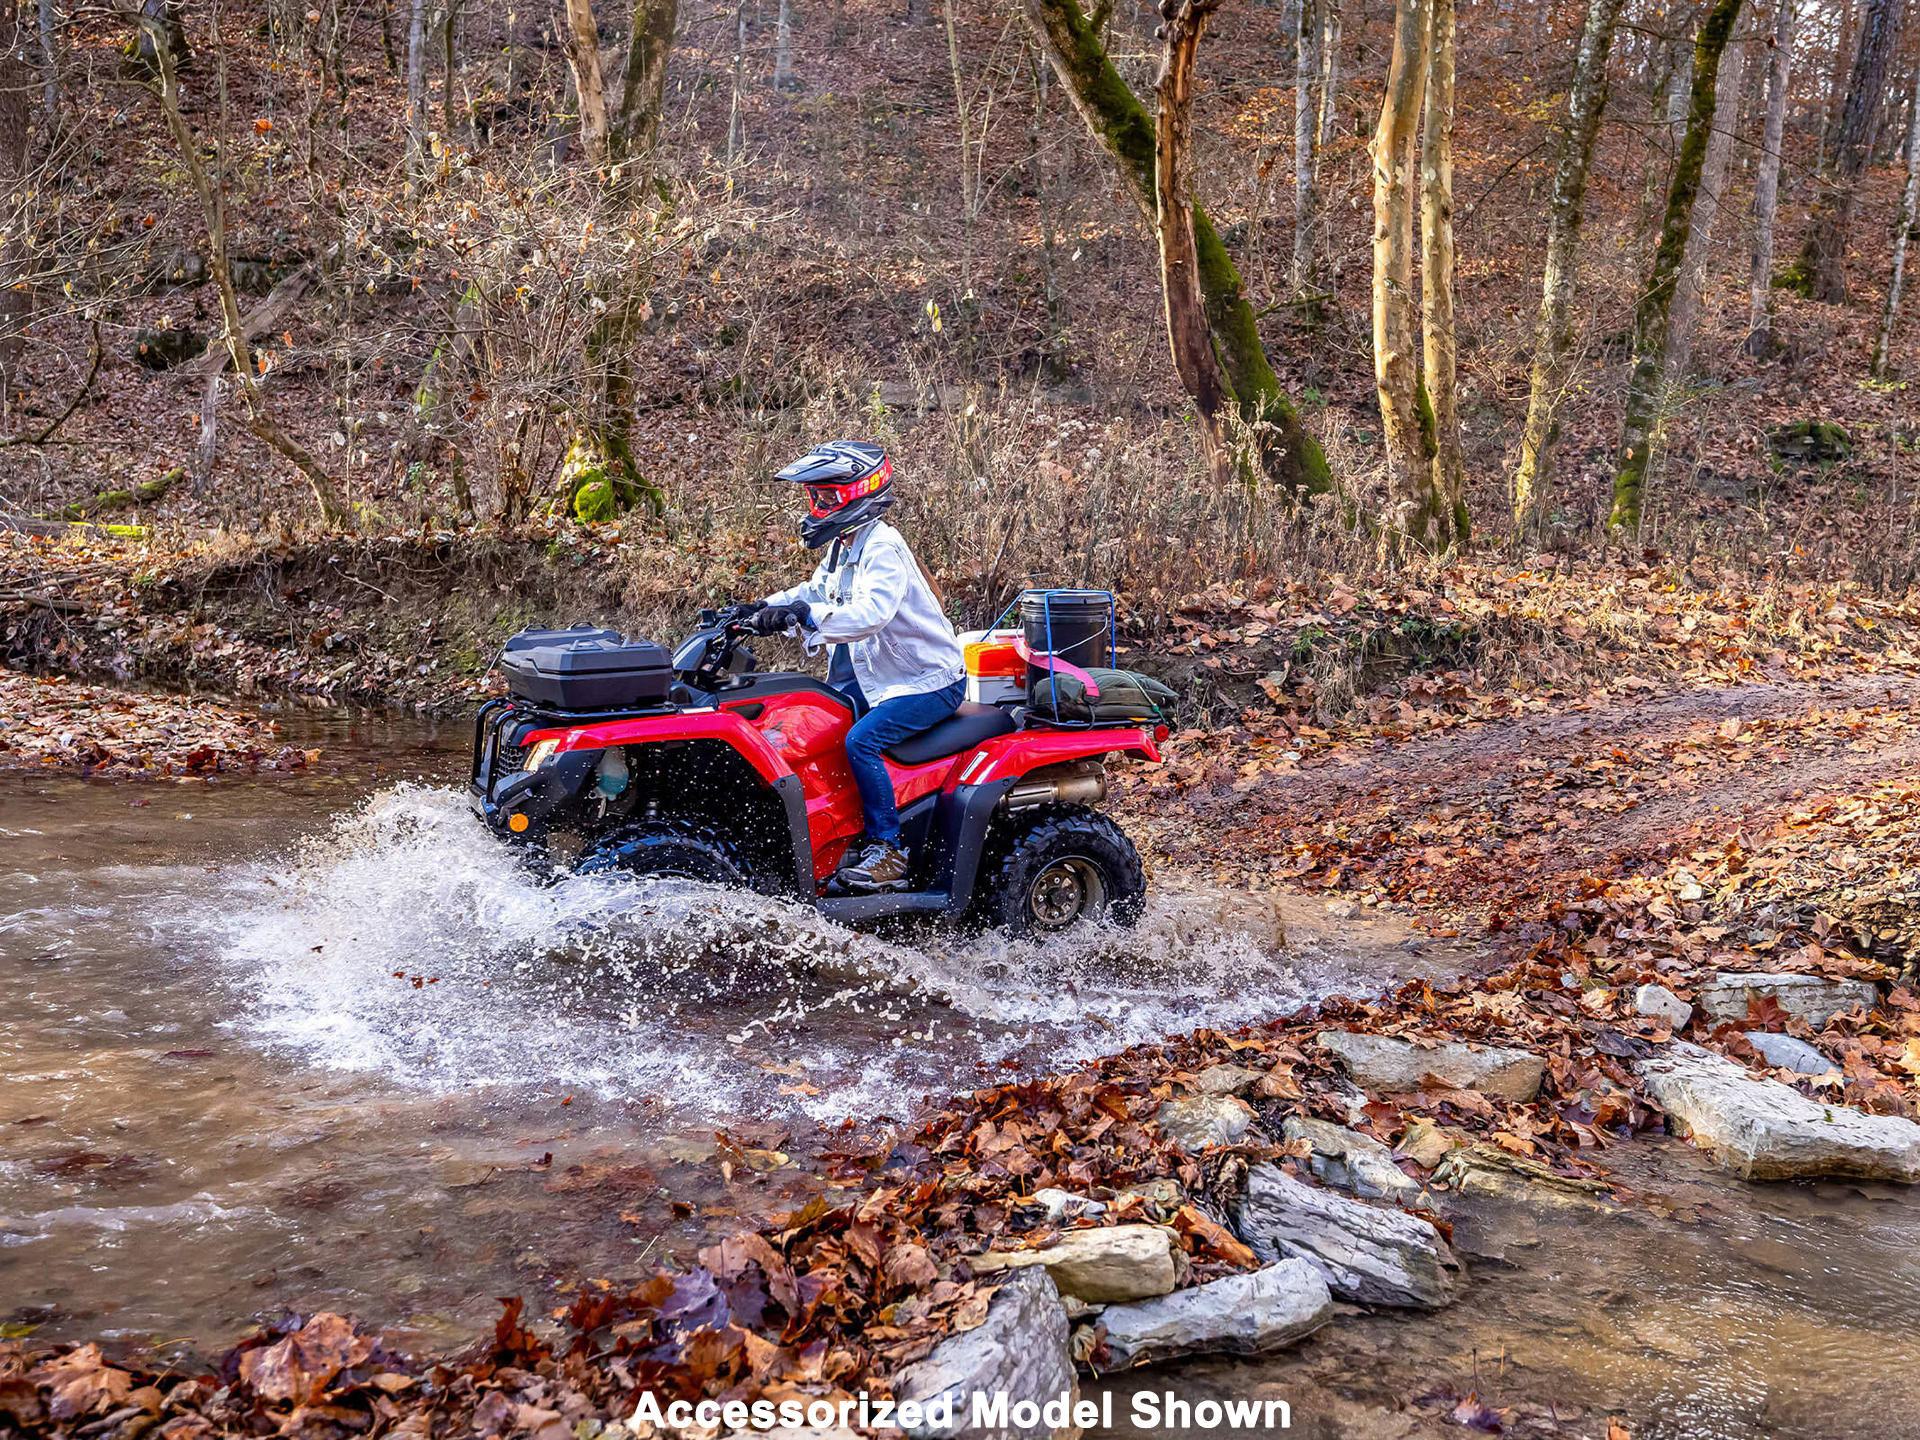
left=776, top=441, right=895, bottom=548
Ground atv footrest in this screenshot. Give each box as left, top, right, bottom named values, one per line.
left=817, top=891, right=955, bottom=925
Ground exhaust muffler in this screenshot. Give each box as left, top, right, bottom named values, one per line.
left=1001, top=760, right=1109, bottom=811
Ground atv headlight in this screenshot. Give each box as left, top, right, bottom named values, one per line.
left=523, top=739, right=560, bottom=771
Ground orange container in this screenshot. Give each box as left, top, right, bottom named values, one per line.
left=964, top=633, right=1025, bottom=679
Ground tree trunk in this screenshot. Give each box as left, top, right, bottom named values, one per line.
left=1665, top=30, right=1744, bottom=376
left=1419, top=0, right=1466, bottom=547
left=614, top=0, right=677, bottom=167
left=1797, top=0, right=1901, bottom=302
left=1610, top=0, right=1743, bottom=534
left=441, top=0, right=461, bottom=139
left=1370, top=0, right=1431, bottom=542
left=38, top=0, right=55, bottom=113
left=126, top=0, right=187, bottom=76
left=1819, top=0, right=1859, bottom=172
left=1317, top=0, right=1339, bottom=150
left=1292, top=0, right=1320, bottom=302
left=1745, top=0, right=1794, bottom=348
left=1023, top=0, right=1332, bottom=496
left=1155, top=0, right=1230, bottom=474
left=773, top=0, right=793, bottom=90
left=561, top=0, right=610, bottom=165
left=1513, top=0, right=1626, bottom=535
left=405, top=0, right=427, bottom=171
left=0, top=0, right=30, bottom=398
left=1873, top=51, right=1920, bottom=374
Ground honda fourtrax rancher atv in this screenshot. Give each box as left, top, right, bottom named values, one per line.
left=467, top=592, right=1167, bottom=934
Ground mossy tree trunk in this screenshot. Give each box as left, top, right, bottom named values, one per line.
left=1609, top=0, right=1743, bottom=534
left=1796, top=0, right=1900, bottom=303
left=1369, top=0, right=1432, bottom=543
left=1418, top=0, right=1467, bottom=546
left=1745, top=0, right=1794, bottom=350
left=1513, top=0, right=1624, bottom=536
left=1023, top=0, right=1332, bottom=497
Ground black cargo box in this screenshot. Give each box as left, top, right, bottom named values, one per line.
left=498, top=627, right=672, bottom=711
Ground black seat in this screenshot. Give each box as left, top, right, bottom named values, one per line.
left=883, top=702, right=1017, bottom=765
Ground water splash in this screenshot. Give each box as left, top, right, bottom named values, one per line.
left=194, top=786, right=1311, bottom=1119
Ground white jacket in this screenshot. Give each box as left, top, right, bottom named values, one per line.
left=763, top=521, right=964, bottom=704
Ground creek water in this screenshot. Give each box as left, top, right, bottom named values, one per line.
left=4, top=712, right=1917, bottom=1440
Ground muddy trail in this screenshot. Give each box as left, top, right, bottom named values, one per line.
left=4, top=676, right=1920, bottom=1440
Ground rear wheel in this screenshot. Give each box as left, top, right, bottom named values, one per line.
left=977, top=805, right=1146, bottom=936
left=576, top=820, right=750, bottom=887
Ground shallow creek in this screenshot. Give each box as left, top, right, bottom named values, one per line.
left=3, top=712, right=1916, bottom=1439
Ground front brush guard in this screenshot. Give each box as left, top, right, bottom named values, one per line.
left=472, top=748, right=601, bottom=832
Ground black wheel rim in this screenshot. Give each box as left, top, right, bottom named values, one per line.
left=1026, top=856, right=1107, bottom=932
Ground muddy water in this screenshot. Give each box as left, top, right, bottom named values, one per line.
left=1, top=713, right=1448, bottom=1355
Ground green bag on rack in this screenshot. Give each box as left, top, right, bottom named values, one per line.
left=1027, top=667, right=1177, bottom=725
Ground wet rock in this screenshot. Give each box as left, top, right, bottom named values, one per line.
left=1745, top=1032, right=1838, bottom=1076
left=1635, top=983, right=1693, bottom=1029
left=1698, top=972, right=1878, bottom=1029
left=893, top=1268, right=1077, bottom=1440
left=1637, top=1043, right=1920, bottom=1182
left=1230, top=1163, right=1458, bottom=1308
left=1156, top=1094, right=1255, bottom=1150
left=1429, top=1144, right=1614, bottom=1209
left=1315, top=1030, right=1544, bottom=1103
left=1091, top=1259, right=1332, bottom=1371
left=131, top=326, right=206, bottom=369
left=1282, top=1117, right=1423, bottom=1203
left=1190, top=1062, right=1263, bottom=1097
left=1767, top=418, right=1851, bottom=465
left=979, top=1224, right=1177, bottom=1304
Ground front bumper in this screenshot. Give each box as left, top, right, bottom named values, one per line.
left=468, top=699, right=600, bottom=833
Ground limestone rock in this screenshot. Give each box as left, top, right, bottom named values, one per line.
left=893, top=1268, right=1078, bottom=1440
left=1156, top=1094, right=1255, bottom=1151
left=1698, top=972, right=1877, bottom=1029
left=1745, top=1032, right=1838, bottom=1077
left=1117, top=1178, right=1183, bottom=1219
left=1025, top=1188, right=1106, bottom=1224
left=1092, top=1259, right=1332, bottom=1372
left=1634, top=983, right=1693, bottom=1029
left=1230, top=1163, right=1457, bottom=1308
left=1282, top=1116, right=1423, bottom=1203
left=1639, top=1043, right=1920, bottom=1181
left=1315, top=1030, right=1544, bottom=1102
left=979, top=1224, right=1177, bottom=1304
left=1190, top=1062, right=1264, bottom=1097
left=1428, top=1145, right=1614, bottom=1209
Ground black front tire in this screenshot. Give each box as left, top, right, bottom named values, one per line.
left=576, top=821, right=751, bottom=887
left=977, top=805, right=1146, bottom=937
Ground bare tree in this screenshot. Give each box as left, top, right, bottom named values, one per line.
left=1745, top=0, right=1795, bottom=350
left=1317, top=0, right=1339, bottom=149
left=405, top=0, right=427, bottom=171
left=561, top=0, right=611, bottom=165
left=614, top=0, right=678, bottom=168
left=1370, top=0, right=1432, bottom=541
left=1874, top=50, right=1920, bottom=373
left=1291, top=0, right=1320, bottom=302
left=1611, top=0, right=1744, bottom=533
left=1796, top=0, right=1903, bottom=302
left=1420, top=0, right=1467, bottom=544
left=773, top=0, right=794, bottom=90
left=1665, top=29, right=1745, bottom=375
left=0, top=0, right=30, bottom=400
left=1154, top=0, right=1230, bottom=474
left=1514, top=0, right=1627, bottom=535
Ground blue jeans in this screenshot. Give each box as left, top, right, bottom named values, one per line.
left=840, top=678, right=964, bottom=845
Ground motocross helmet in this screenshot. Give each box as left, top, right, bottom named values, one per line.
left=777, top=441, right=894, bottom=549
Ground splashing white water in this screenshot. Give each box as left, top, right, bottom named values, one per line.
left=191, top=786, right=1314, bottom=1119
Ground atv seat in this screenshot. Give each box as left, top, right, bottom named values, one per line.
left=883, top=702, right=1017, bottom=765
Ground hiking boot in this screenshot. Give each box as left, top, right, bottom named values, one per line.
left=837, top=839, right=910, bottom=891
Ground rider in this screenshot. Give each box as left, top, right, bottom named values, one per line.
left=729, top=442, right=964, bottom=891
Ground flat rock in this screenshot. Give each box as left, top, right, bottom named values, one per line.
left=1282, top=1117, right=1423, bottom=1203
left=1092, top=1259, right=1332, bottom=1372
left=1428, top=1144, right=1615, bottom=1209
left=1745, top=1032, right=1838, bottom=1076
left=1316, top=1030, right=1544, bottom=1102
left=893, top=1268, right=1078, bottom=1439
left=1230, top=1163, right=1457, bottom=1308
left=1634, top=983, right=1693, bottom=1029
left=1189, top=1062, right=1264, bottom=1097
left=1156, top=1094, right=1255, bottom=1151
left=1698, top=972, right=1878, bottom=1029
left=979, top=1224, right=1177, bottom=1304
left=1637, top=1043, right=1920, bottom=1182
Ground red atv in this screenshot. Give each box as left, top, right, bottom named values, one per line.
left=468, top=615, right=1163, bottom=934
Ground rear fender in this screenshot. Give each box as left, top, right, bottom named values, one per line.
left=948, top=727, right=1159, bottom=789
